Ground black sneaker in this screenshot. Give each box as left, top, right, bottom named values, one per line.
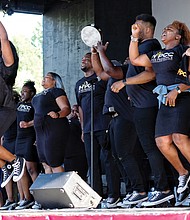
left=15, top=199, right=34, bottom=210
left=12, top=156, right=26, bottom=182
left=142, top=191, right=174, bottom=207
left=175, top=188, right=190, bottom=207
left=177, top=172, right=190, bottom=193
left=1, top=162, right=14, bottom=188
left=125, top=191, right=148, bottom=205
left=106, top=197, right=121, bottom=208
left=0, top=199, right=17, bottom=210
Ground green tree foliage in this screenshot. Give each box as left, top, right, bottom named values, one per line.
left=12, top=21, right=43, bottom=93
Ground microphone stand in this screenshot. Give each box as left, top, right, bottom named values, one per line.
left=90, top=81, right=95, bottom=189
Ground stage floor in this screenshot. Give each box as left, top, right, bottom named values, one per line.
left=1, top=207, right=190, bottom=220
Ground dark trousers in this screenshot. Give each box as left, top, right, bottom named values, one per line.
left=109, top=115, right=146, bottom=192
left=133, top=106, right=169, bottom=191
left=84, top=130, right=120, bottom=198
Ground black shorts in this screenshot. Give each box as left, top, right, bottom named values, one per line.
left=34, top=116, right=70, bottom=167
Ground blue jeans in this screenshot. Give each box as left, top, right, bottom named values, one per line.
left=84, top=130, right=120, bottom=198
left=133, top=106, right=169, bottom=191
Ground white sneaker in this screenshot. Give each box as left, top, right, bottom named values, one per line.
left=32, top=201, right=42, bottom=210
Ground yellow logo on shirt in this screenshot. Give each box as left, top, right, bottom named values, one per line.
left=177, top=68, right=187, bottom=78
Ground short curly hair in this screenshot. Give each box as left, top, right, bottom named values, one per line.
left=171, top=20, right=190, bottom=46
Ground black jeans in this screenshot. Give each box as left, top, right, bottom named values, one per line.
left=84, top=130, right=120, bottom=198
left=109, top=115, right=146, bottom=192
left=133, top=106, right=169, bottom=191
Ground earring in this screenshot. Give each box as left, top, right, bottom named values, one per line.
left=175, top=37, right=179, bottom=40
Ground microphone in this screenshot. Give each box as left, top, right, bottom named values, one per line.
left=87, top=76, right=101, bottom=84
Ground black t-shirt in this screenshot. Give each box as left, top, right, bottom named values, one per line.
left=0, top=42, right=18, bottom=109
left=0, top=61, right=18, bottom=109
left=103, top=66, right=134, bottom=121
left=16, top=102, right=35, bottom=135
left=126, top=38, right=161, bottom=108
left=75, top=73, right=111, bottom=133
left=32, top=88, right=66, bottom=116
left=147, top=44, right=188, bottom=85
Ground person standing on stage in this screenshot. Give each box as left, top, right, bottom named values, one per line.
left=32, top=72, right=71, bottom=174
left=91, top=47, right=149, bottom=208
left=14, top=80, right=40, bottom=210
left=98, top=14, right=174, bottom=206
left=128, top=19, right=190, bottom=206
left=75, top=52, right=121, bottom=205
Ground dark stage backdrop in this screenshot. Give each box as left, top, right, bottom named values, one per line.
left=94, top=0, right=152, bottom=63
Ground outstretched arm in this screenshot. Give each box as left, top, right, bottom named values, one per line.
left=93, top=41, right=124, bottom=79
left=91, top=46, right=110, bottom=81
left=0, top=21, right=14, bottom=67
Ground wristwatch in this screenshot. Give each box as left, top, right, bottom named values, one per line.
left=130, top=35, right=138, bottom=42
left=176, top=86, right=181, bottom=94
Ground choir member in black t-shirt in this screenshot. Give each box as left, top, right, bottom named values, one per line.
left=93, top=14, right=174, bottom=207
left=32, top=72, right=71, bottom=174
left=129, top=19, right=190, bottom=206
left=14, top=81, right=40, bottom=210
left=75, top=52, right=121, bottom=204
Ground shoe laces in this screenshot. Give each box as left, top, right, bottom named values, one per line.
left=2, top=166, right=7, bottom=179
left=12, top=159, right=20, bottom=176
left=178, top=174, right=187, bottom=187
left=123, top=193, right=132, bottom=201
left=129, top=192, right=138, bottom=200
left=150, top=191, right=161, bottom=201
left=2, top=166, right=7, bottom=172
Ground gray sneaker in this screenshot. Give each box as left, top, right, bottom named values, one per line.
left=0, top=199, right=17, bottom=210
left=142, top=191, right=174, bottom=207
left=15, top=199, right=34, bottom=210
left=106, top=197, right=120, bottom=208
left=177, top=172, right=190, bottom=193
left=125, top=191, right=148, bottom=205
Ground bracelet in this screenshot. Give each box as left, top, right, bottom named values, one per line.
left=91, top=52, right=98, bottom=55
left=56, top=112, right=60, bottom=118
left=130, top=35, right=138, bottom=42
left=122, top=79, right=127, bottom=86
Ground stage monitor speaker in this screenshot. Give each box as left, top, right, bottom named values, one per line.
left=30, top=171, right=102, bottom=209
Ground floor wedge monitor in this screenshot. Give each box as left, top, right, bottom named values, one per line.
left=30, top=171, right=102, bottom=209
